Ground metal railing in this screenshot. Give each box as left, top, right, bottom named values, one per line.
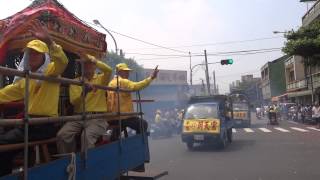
left=0, top=63, right=145, bottom=179
left=287, top=79, right=307, bottom=91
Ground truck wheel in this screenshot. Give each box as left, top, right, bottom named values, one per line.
left=187, top=141, right=194, bottom=150
left=227, top=129, right=233, bottom=143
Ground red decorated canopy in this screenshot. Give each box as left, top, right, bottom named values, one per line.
left=0, top=0, right=107, bottom=65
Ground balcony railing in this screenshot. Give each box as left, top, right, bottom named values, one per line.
left=302, top=0, right=320, bottom=26
left=287, top=79, right=307, bottom=91
left=311, top=72, right=320, bottom=88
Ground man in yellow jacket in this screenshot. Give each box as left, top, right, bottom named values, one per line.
left=0, top=21, right=68, bottom=176
left=57, top=54, right=112, bottom=153
left=108, top=63, right=159, bottom=139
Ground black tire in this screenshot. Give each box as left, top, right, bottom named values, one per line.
left=187, top=141, right=194, bottom=150
left=227, top=129, right=233, bottom=143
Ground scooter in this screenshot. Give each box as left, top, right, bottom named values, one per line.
left=269, top=112, right=279, bottom=125
left=256, top=112, right=262, bottom=120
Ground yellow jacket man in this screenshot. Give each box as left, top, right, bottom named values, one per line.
left=57, top=54, right=112, bottom=153
left=108, top=63, right=159, bottom=139
left=0, top=21, right=68, bottom=176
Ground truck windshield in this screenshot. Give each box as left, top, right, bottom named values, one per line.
left=233, top=103, right=249, bottom=111
left=184, top=103, right=218, bottom=119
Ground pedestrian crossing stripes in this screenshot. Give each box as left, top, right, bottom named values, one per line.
left=274, top=127, right=290, bottom=132
left=290, top=127, right=309, bottom=132
left=259, top=128, right=272, bottom=132
left=232, top=126, right=320, bottom=133
left=306, top=127, right=320, bottom=132
left=243, top=128, right=254, bottom=132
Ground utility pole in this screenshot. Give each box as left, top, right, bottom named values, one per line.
left=204, top=50, right=211, bottom=95
left=201, top=79, right=205, bottom=95
left=213, top=71, right=216, bottom=95
left=310, top=66, right=315, bottom=104
left=189, top=51, right=192, bottom=86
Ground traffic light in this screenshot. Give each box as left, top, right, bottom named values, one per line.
left=220, top=59, right=233, bottom=65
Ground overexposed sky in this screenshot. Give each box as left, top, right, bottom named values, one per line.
left=0, top=0, right=311, bottom=93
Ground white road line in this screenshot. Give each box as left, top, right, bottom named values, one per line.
left=244, top=128, right=254, bottom=133
left=232, top=128, right=237, bottom=133
left=290, top=127, right=309, bottom=132
left=307, top=127, right=320, bottom=132
left=259, top=128, right=272, bottom=132
left=274, top=127, right=290, bottom=132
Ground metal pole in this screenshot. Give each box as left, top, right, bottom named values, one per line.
left=310, top=65, right=315, bottom=104
left=116, top=70, right=123, bottom=178
left=204, top=50, right=211, bottom=95
left=23, top=51, right=30, bottom=180
left=213, top=71, right=216, bottom=95
left=80, top=61, right=87, bottom=168
left=93, top=20, right=118, bottom=55
left=189, top=52, right=192, bottom=86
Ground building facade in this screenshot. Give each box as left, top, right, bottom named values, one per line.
left=139, top=69, right=189, bottom=119
left=283, top=0, right=320, bottom=104
left=260, top=55, right=288, bottom=103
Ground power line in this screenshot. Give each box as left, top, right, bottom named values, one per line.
left=82, top=20, right=189, bottom=54
left=135, top=48, right=282, bottom=61
left=216, top=70, right=261, bottom=78
left=126, top=47, right=281, bottom=58
left=125, top=36, right=284, bottom=50
left=124, top=52, right=190, bottom=57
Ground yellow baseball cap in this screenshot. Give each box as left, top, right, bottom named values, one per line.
left=26, top=40, right=49, bottom=53
left=116, top=63, right=132, bottom=71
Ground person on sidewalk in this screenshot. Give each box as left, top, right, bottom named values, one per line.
left=0, top=20, right=68, bottom=176
left=312, top=103, right=320, bottom=129
left=57, top=54, right=112, bottom=153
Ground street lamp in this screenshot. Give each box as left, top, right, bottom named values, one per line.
left=190, top=61, right=221, bottom=92
left=273, top=31, right=287, bottom=34
left=93, top=19, right=119, bottom=55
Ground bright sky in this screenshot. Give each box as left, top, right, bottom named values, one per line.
left=0, top=0, right=311, bottom=93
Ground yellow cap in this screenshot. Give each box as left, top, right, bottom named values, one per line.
left=116, top=63, right=132, bottom=71
left=26, top=40, right=49, bottom=53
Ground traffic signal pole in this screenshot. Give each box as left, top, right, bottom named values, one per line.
left=204, top=50, right=211, bottom=95
left=213, top=71, right=216, bottom=95
left=189, top=51, right=192, bottom=86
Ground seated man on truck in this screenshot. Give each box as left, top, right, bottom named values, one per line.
left=0, top=21, right=68, bottom=176
left=107, top=63, right=159, bottom=139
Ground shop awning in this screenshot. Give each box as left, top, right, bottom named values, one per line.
left=287, top=90, right=312, bottom=98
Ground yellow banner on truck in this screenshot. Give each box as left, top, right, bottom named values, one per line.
left=183, top=119, right=220, bottom=133
left=233, top=111, right=247, bottom=119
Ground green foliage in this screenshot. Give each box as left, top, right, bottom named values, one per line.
left=103, top=52, right=144, bottom=80
left=283, top=20, right=320, bottom=66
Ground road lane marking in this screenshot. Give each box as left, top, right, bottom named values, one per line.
left=259, top=128, right=272, bottom=132
left=244, top=128, right=254, bottom=132
left=290, top=127, right=309, bottom=132
left=307, top=127, right=320, bottom=132
left=232, top=128, right=237, bottom=133
left=274, top=127, right=290, bottom=132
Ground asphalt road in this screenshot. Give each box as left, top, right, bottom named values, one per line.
left=146, top=115, right=320, bottom=180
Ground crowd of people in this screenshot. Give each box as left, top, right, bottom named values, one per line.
left=0, top=20, right=159, bottom=176
left=149, top=108, right=184, bottom=137
left=256, top=103, right=320, bottom=128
